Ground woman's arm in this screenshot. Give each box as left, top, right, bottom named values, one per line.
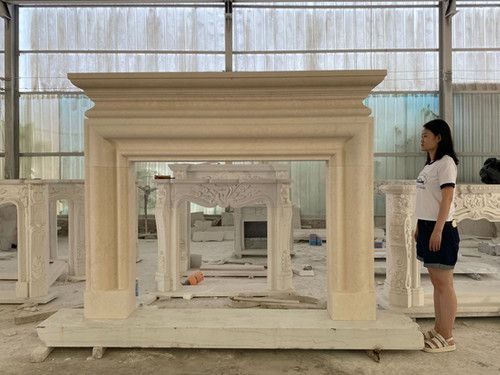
left=429, top=186, right=454, bottom=251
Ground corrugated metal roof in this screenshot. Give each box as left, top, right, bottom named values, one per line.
left=15, top=92, right=499, bottom=214
left=0, top=17, right=4, bottom=51
left=290, top=161, right=326, bottom=218
left=19, top=95, right=60, bottom=152
left=19, top=53, right=225, bottom=91
left=453, top=51, right=500, bottom=84
left=365, top=93, right=439, bottom=153
left=0, top=94, right=5, bottom=153
left=453, top=5, right=500, bottom=48
left=19, top=94, right=90, bottom=153
left=20, top=7, right=224, bottom=51
left=234, top=52, right=439, bottom=91
left=454, top=93, right=500, bottom=182
left=19, top=156, right=59, bottom=179
left=453, top=6, right=500, bottom=83
left=234, top=7, right=438, bottom=50
left=19, top=7, right=225, bottom=91
left=59, top=95, right=93, bottom=152
left=234, top=6, right=439, bottom=90
left=6, top=6, right=500, bottom=214
left=0, top=17, right=4, bottom=84
left=17, top=6, right=500, bottom=91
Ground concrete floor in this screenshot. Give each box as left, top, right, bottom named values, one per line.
left=0, top=238, right=499, bottom=374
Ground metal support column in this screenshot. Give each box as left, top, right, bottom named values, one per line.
left=225, top=0, right=233, bottom=72
left=4, top=4, right=19, bottom=179
left=439, top=0, right=456, bottom=126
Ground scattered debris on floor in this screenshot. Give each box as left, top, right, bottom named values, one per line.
left=366, top=348, right=382, bottom=363
left=138, top=293, right=158, bottom=306
left=200, top=264, right=265, bottom=271
left=14, top=309, right=58, bottom=325
left=182, top=271, right=205, bottom=285
left=462, top=253, right=482, bottom=258
left=308, top=233, right=323, bottom=246
left=197, top=270, right=267, bottom=277
left=66, top=275, right=86, bottom=283
left=467, top=273, right=481, bottom=281
left=205, top=258, right=256, bottom=266
left=229, top=292, right=325, bottom=309
left=30, top=346, right=53, bottom=363
left=92, top=346, right=106, bottom=359
left=188, top=263, right=267, bottom=278
left=2, top=329, right=17, bottom=337
left=293, top=264, right=314, bottom=277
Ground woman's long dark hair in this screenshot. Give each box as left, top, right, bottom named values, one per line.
left=423, top=119, right=459, bottom=165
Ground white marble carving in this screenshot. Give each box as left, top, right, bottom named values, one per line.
left=381, top=182, right=500, bottom=308
left=169, top=164, right=292, bottom=269
left=380, top=185, right=423, bottom=308
left=156, top=166, right=294, bottom=292
left=0, top=180, right=85, bottom=302
left=48, top=181, right=85, bottom=277
left=0, top=181, right=49, bottom=299
left=454, top=185, right=500, bottom=222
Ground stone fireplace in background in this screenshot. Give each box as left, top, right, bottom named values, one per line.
left=156, top=163, right=294, bottom=292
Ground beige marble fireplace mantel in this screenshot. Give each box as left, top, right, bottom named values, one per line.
left=36, top=71, right=424, bottom=350
left=71, top=71, right=387, bottom=321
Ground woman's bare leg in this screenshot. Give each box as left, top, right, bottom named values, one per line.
left=428, top=268, right=457, bottom=343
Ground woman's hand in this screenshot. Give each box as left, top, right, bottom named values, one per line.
left=429, top=230, right=442, bottom=251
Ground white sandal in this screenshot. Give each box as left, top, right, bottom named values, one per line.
left=423, top=333, right=456, bottom=353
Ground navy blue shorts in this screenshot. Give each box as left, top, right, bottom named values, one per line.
left=416, top=219, right=460, bottom=270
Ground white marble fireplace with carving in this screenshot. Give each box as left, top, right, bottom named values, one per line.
left=0, top=180, right=85, bottom=303
left=155, top=164, right=293, bottom=292
left=168, top=163, right=292, bottom=268
left=37, top=71, right=423, bottom=350
left=381, top=182, right=500, bottom=313
left=0, top=181, right=49, bottom=302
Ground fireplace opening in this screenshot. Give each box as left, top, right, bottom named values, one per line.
left=135, top=160, right=328, bottom=300
left=0, top=203, right=18, bottom=293
left=54, top=200, right=69, bottom=261
left=244, top=221, right=267, bottom=249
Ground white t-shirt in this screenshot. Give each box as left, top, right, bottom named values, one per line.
left=415, top=155, right=457, bottom=221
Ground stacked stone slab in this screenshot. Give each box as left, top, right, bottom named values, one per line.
left=478, top=242, right=500, bottom=256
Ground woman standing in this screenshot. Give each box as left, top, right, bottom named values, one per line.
left=414, top=119, right=460, bottom=353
